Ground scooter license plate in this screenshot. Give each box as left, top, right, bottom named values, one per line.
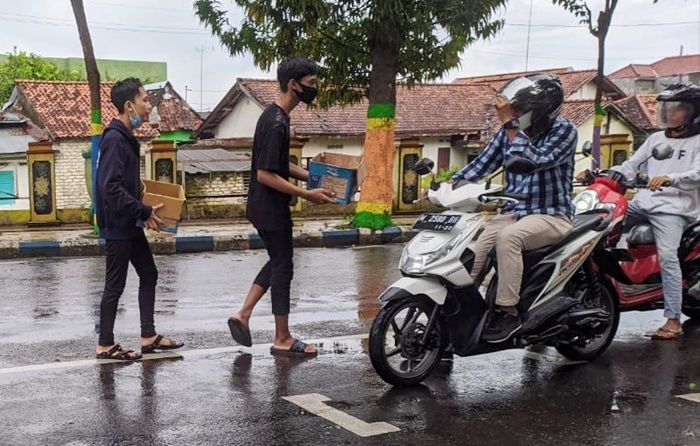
left=413, top=214, right=461, bottom=232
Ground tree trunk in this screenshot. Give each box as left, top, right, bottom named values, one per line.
left=70, top=0, right=102, bottom=229
left=591, top=0, right=617, bottom=169
left=353, top=33, right=400, bottom=230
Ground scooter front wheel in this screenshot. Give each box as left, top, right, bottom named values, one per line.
left=369, top=296, right=445, bottom=387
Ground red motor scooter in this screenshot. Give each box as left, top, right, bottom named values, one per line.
left=575, top=144, right=700, bottom=319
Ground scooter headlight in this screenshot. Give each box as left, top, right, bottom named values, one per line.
left=573, top=190, right=600, bottom=214
left=400, top=231, right=469, bottom=275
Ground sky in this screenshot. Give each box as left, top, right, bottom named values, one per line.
left=1, top=0, right=698, bottom=112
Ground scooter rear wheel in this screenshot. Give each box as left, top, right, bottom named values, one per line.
left=369, top=296, right=445, bottom=387
left=556, top=281, right=620, bottom=361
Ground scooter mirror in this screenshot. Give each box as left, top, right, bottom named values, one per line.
left=504, top=155, right=537, bottom=175
left=651, top=143, right=674, bottom=161
left=413, top=158, right=435, bottom=175
left=581, top=141, right=593, bottom=157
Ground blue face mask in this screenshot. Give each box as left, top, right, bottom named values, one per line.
left=129, top=110, right=143, bottom=129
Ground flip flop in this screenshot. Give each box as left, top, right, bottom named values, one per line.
left=228, top=317, right=253, bottom=347
left=650, top=328, right=683, bottom=340
left=270, top=339, right=318, bottom=358
left=96, top=344, right=142, bottom=361
left=141, top=335, right=184, bottom=354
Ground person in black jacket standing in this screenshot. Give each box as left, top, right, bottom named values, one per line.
left=95, top=78, right=183, bottom=361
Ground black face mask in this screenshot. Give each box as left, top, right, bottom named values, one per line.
left=295, top=82, right=318, bottom=105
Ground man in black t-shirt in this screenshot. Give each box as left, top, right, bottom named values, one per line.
left=227, top=57, right=336, bottom=357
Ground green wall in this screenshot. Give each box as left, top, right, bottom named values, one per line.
left=157, top=130, right=193, bottom=142
left=0, top=55, right=167, bottom=83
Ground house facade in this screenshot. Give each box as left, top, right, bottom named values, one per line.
left=197, top=69, right=643, bottom=210
left=1, top=80, right=200, bottom=224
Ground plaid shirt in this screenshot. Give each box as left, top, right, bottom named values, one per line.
left=452, top=119, right=578, bottom=218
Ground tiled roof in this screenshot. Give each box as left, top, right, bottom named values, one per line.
left=560, top=100, right=597, bottom=127
left=454, top=69, right=624, bottom=99
left=609, top=64, right=658, bottom=79
left=609, top=55, right=700, bottom=79
left=198, top=79, right=499, bottom=139
left=12, top=80, right=159, bottom=139
left=652, top=55, right=700, bottom=77
left=146, top=82, right=202, bottom=133
left=477, top=100, right=604, bottom=143
left=613, top=94, right=658, bottom=130
left=453, top=67, right=573, bottom=84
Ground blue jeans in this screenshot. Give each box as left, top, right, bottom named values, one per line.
left=627, top=202, right=693, bottom=319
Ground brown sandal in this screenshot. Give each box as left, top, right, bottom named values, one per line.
left=96, top=344, right=142, bottom=361
left=141, top=335, right=184, bottom=354
left=650, top=328, right=683, bottom=340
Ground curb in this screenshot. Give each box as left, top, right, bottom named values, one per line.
left=0, top=226, right=418, bottom=259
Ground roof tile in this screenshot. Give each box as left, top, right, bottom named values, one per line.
left=14, top=80, right=159, bottom=139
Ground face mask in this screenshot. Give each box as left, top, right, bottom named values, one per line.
left=295, top=82, right=318, bottom=105
left=127, top=103, right=143, bottom=129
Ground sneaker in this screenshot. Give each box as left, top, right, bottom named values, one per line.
left=482, top=310, right=522, bottom=343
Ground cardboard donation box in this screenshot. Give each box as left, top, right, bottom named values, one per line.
left=141, top=180, right=185, bottom=233
left=307, top=153, right=365, bottom=205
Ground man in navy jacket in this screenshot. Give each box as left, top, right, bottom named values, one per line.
left=95, top=78, right=183, bottom=360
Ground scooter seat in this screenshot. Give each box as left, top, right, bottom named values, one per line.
left=522, top=214, right=604, bottom=268
left=627, top=224, right=655, bottom=246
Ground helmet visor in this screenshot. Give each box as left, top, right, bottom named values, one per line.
left=657, top=101, right=694, bottom=129
left=500, top=77, right=536, bottom=102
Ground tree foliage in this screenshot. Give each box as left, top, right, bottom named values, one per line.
left=0, top=51, right=85, bottom=104
left=194, top=0, right=507, bottom=107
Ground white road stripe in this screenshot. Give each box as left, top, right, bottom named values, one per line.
left=0, top=333, right=583, bottom=377
left=282, top=393, right=400, bottom=437
left=522, top=350, right=588, bottom=366
left=0, top=333, right=369, bottom=376
left=676, top=393, right=700, bottom=403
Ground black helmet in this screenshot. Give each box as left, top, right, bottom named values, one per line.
left=656, top=83, right=700, bottom=137
left=499, top=74, right=565, bottom=140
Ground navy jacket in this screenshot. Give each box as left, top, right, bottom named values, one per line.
left=95, top=119, right=152, bottom=240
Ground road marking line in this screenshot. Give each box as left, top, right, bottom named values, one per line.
left=0, top=333, right=369, bottom=376
left=0, top=333, right=581, bottom=377
left=676, top=393, right=700, bottom=403
left=522, top=350, right=588, bottom=366
left=282, top=393, right=400, bottom=437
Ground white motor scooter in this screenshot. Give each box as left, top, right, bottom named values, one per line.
left=368, top=157, right=620, bottom=386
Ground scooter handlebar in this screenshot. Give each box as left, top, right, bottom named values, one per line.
left=478, top=192, right=527, bottom=204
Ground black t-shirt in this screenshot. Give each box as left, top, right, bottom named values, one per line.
left=246, top=103, right=292, bottom=230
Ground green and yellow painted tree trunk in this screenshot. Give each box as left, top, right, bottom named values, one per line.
left=353, top=103, right=396, bottom=230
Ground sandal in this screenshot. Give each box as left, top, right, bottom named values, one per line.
left=228, top=317, right=253, bottom=347
left=96, top=344, right=142, bottom=361
left=141, top=335, right=184, bottom=354
left=650, top=327, right=683, bottom=340
left=270, top=339, right=318, bottom=358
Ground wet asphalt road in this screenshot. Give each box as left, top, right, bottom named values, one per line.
left=0, top=246, right=699, bottom=446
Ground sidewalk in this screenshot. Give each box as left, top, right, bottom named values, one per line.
left=0, top=216, right=420, bottom=259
